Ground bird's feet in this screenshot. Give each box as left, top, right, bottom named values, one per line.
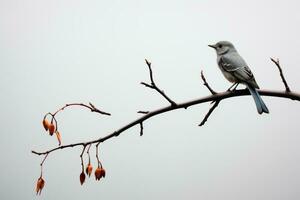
left=227, top=83, right=239, bottom=92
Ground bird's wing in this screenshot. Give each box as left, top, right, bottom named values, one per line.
left=219, top=53, right=255, bottom=83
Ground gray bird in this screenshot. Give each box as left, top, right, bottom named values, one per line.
left=208, top=41, right=269, bottom=114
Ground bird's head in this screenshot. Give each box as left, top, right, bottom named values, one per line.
left=208, top=41, right=236, bottom=55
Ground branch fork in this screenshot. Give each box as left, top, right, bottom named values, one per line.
left=141, top=59, right=177, bottom=107
left=270, top=58, right=291, bottom=92
left=199, top=70, right=220, bottom=126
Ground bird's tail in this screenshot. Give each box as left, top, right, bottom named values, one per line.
left=246, top=84, right=269, bottom=114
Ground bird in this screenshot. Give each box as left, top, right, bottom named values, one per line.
left=208, top=41, right=269, bottom=114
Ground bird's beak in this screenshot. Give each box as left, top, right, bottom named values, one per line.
left=208, top=44, right=217, bottom=49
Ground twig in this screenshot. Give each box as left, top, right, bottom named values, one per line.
left=270, top=58, right=291, bottom=92
left=199, top=71, right=219, bottom=125
left=95, top=144, right=102, bottom=168
left=80, top=145, right=87, bottom=171
left=40, top=153, right=49, bottom=177
left=137, top=111, right=150, bottom=114
left=140, top=122, right=144, bottom=136
left=199, top=101, right=220, bottom=126
left=52, top=103, right=111, bottom=116
left=32, top=142, right=86, bottom=155
left=201, top=70, right=217, bottom=94
left=42, top=103, right=110, bottom=143
left=141, top=59, right=177, bottom=106
left=86, top=144, right=92, bottom=163
left=32, top=89, right=300, bottom=156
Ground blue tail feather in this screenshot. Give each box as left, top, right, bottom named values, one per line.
left=246, top=85, right=269, bottom=114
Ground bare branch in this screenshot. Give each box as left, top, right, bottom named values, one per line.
left=270, top=58, right=291, bottom=92
left=32, top=57, right=300, bottom=194
left=32, top=89, right=300, bottom=156
left=201, top=70, right=217, bottom=94
left=199, top=101, right=220, bottom=126
left=141, top=59, right=177, bottom=106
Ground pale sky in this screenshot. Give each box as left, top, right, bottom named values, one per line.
left=1, top=0, right=300, bottom=199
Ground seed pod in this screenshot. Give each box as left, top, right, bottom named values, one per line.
left=95, top=167, right=106, bottom=180
left=42, top=119, right=50, bottom=131
left=80, top=171, right=86, bottom=185
left=86, top=163, right=93, bottom=177
left=48, top=123, right=55, bottom=136
left=36, top=177, right=45, bottom=195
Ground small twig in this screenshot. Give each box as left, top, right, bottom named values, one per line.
left=270, top=58, right=291, bottom=92
left=141, top=59, right=177, bottom=106
left=32, top=142, right=86, bottom=155
left=140, top=122, right=144, bottom=136
left=201, top=70, right=217, bottom=94
left=199, top=101, right=220, bottom=126
left=95, top=144, right=102, bottom=168
left=40, top=153, right=49, bottom=166
left=86, top=144, right=92, bottom=163
left=140, top=82, right=154, bottom=88
left=40, top=153, right=49, bottom=177
left=52, top=103, right=111, bottom=117
left=80, top=145, right=87, bottom=171
left=137, top=111, right=150, bottom=114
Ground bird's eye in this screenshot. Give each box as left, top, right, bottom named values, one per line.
left=218, top=44, right=223, bottom=48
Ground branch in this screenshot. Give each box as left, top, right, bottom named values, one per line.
left=32, top=89, right=300, bottom=156
left=141, top=59, right=177, bottom=106
left=199, top=100, right=220, bottom=126
left=199, top=71, right=220, bottom=125
left=32, top=58, right=300, bottom=194
left=201, top=70, right=217, bottom=94
left=270, top=58, right=291, bottom=92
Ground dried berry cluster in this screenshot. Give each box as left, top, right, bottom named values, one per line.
left=42, top=117, right=61, bottom=146
left=35, top=144, right=106, bottom=195
left=79, top=144, right=106, bottom=185
left=35, top=103, right=109, bottom=195
left=80, top=162, right=106, bottom=185
left=35, top=115, right=61, bottom=195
